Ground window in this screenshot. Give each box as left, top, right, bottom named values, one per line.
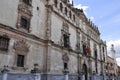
left=64, top=0, right=67, bottom=2
left=95, top=50, right=97, bottom=59
left=69, top=11, right=71, bottom=19
left=65, top=7, right=67, bottom=16
left=23, top=0, right=30, bottom=5
left=106, top=66, right=108, bottom=69
left=60, top=3, right=63, bottom=12
left=54, top=0, right=58, bottom=7
left=17, top=55, right=25, bottom=67
left=0, top=35, right=10, bottom=51
left=20, top=17, right=30, bottom=30
left=94, top=50, right=98, bottom=73
left=63, top=34, right=69, bottom=48
left=64, top=63, right=68, bottom=69
left=76, top=32, right=80, bottom=49
left=83, top=44, right=87, bottom=55
left=73, top=15, right=75, bottom=21
left=102, top=47, right=104, bottom=53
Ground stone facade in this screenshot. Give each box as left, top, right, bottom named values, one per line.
left=106, top=56, right=116, bottom=76
left=0, top=0, right=107, bottom=80
left=105, top=45, right=117, bottom=77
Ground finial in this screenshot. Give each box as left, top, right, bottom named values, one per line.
left=72, top=0, right=74, bottom=6
left=111, top=44, right=114, bottom=49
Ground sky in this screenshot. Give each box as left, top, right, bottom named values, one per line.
left=73, top=0, right=120, bottom=65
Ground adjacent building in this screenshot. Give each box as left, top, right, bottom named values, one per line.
left=0, top=0, right=107, bottom=80
left=105, top=44, right=117, bottom=79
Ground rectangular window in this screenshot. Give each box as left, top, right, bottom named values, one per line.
left=102, top=47, right=104, bottom=52
left=73, top=15, right=75, bottom=21
left=64, top=63, right=68, bottom=69
left=65, top=7, right=67, bottom=16
left=63, top=34, right=69, bottom=48
left=83, top=44, right=87, bottom=55
left=64, top=0, right=67, bottom=3
left=20, top=17, right=29, bottom=30
left=0, top=35, right=9, bottom=51
left=17, top=55, right=25, bottom=67
left=54, top=0, right=58, bottom=7
left=69, top=11, right=71, bottom=19
left=23, top=0, right=30, bottom=5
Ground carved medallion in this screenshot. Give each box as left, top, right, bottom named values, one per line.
left=13, top=40, right=29, bottom=53
left=62, top=53, right=69, bottom=62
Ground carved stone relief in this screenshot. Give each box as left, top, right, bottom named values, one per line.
left=13, top=40, right=29, bottom=53
left=62, top=53, right=69, bottom=63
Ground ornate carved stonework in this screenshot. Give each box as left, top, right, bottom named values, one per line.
left=63, top=21, right=69, bottom=33
left=16, top=0, right=33, bottom=32
left=18, top=3, right=32, bottom=16
left=13, top=40, right=29, bottom=53
left=62, top=53, right=69, bottom=62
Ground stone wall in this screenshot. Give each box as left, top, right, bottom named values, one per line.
left=0, top=0, right=18, bottom=28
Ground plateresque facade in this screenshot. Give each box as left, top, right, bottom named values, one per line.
left=0, top=0, right=107, bottom=80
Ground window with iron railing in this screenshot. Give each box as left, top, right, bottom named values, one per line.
left=0, top=35, right=10, bottom=51
left=63, top=34, right=70, bottom=48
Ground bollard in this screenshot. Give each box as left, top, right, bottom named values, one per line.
left=63, top=69, right=69, bottom=80
left=65, top=74, right=68, bottom=80
left=31, top=64, right=41, bottom=80
left=34, top=73, right=41, bottom=80
left=1, top=65, right=9, bottom=80
left=2, top=73, right=8, bottom=80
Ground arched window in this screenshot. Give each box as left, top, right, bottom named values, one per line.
left=54, top=0, right=58, bottom=7
left=82, top=64, right=87, bottom=80
left=60, top=3, right=63, bottom=12
left=65, top=7, right=67, bottom=16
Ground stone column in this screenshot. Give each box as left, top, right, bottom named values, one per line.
left=31, top=64, right=41, bottom=80
left=1, top=65, right=9, bottom=80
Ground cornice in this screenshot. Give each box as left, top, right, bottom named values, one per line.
left=0, top=23, right=47, bottom=43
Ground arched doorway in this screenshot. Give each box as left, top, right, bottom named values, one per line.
left=82, top=64, right=87, bottom=80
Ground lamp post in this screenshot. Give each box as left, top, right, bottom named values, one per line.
left=1, top=65, right=9, bottom=80
left=31, top=64, right=41, bottom=80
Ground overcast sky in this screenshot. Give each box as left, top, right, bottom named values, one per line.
left=73, top=0, right=120, bottom=65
